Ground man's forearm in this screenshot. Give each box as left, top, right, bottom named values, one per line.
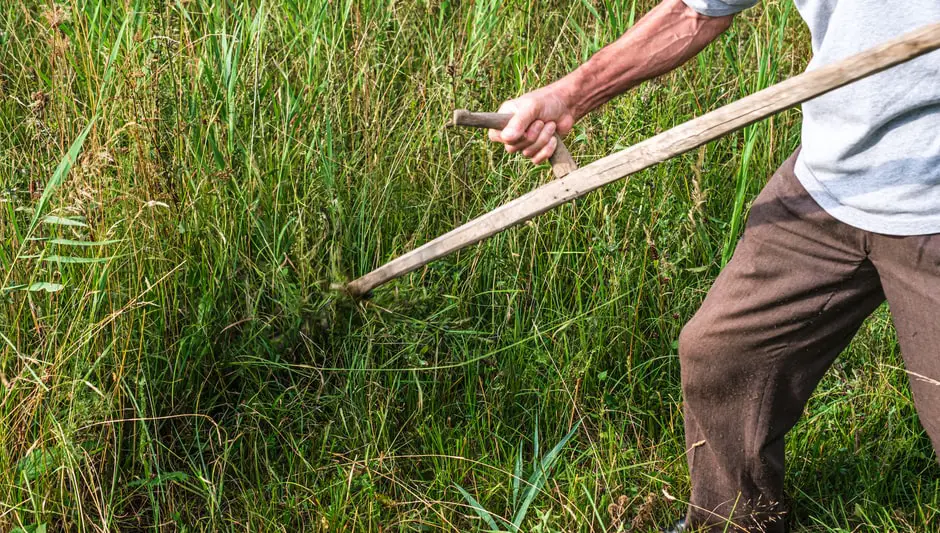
left=561, top=0, right=734, bottom=119
left=491, top=0, right=733, bottom=162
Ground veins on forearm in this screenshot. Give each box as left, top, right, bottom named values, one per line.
left=565, top=0, right=733, bottom=119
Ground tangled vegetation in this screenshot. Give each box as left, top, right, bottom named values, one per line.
left=1, top=1, right=936, bottom=530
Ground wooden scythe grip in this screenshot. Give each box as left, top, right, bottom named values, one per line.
left=447, top=109, right=578, bottom=178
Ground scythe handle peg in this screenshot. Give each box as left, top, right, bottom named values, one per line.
left=448, top=109, right=578, bottom=178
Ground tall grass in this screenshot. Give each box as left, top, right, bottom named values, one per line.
left=1, top=1, right=936, bottom=531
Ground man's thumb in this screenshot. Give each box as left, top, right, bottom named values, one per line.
left=500, top=105, right=536, bottom=143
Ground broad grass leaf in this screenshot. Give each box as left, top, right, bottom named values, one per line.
left=127, top=471, right=190, bottom=489
left=454, top=483, right=500, bottom=531
left=11, top=524, right=47, bottom=533
left=43, top=255, right=114, bottom=264
left=17, top=447, right=64, bottom=481
left=511, top=421, right=581, bottom=530
left=512, top=444, right=523, bottom=510
left=26, top=282, right=64, bottom=292
left=49, top=238, right=121, bottom=247
left=29, top=118, right=96, bottom=232
left=42, top=216, right=88, bottom=228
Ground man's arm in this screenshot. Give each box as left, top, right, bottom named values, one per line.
left=489, top=0, right=735, bottom=163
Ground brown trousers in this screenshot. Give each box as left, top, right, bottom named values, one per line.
left=679, top=150, right=940, bottom=531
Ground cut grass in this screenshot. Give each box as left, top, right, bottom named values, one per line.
left=0, top=1, right=937, bottom=531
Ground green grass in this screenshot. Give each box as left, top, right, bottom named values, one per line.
left=1, top=1, right=937, bottom=531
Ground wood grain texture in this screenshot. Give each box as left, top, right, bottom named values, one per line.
left=345, top=23, right=940, bottom=298
left=448, top=110, right=579, bottom=178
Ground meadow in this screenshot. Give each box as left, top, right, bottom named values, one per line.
left=1, top=0, right=938, bottom=530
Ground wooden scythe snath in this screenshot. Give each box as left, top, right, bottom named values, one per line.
left=344, top=23, right=940, bottom=298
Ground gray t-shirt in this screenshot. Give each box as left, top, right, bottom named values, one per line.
left=682, top=0, right=940, bottom=235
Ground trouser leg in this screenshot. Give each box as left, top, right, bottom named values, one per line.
left=871, top=234, right=940, bottom=456
left=679, top=152, right=885, bottom=531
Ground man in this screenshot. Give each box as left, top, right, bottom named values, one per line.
left=487, top=0, right=940, bottom=531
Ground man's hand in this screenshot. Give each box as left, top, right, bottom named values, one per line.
left=487, top=82, right=579, bottom=165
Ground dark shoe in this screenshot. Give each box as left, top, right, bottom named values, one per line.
left=660, top=518, right=688, bottom=533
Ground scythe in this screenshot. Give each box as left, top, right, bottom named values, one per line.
left=344, top=23, right=940, bottom=298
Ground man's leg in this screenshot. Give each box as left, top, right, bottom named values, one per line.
left=870, top=234, right=940, bottom=456
left=679, top=152, right=885, bottom=531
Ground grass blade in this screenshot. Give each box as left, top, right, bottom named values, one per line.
left=42, top=216, right=88, bottom=228
left=43, top=255, right=114, bottom=264
left=512, top=443, right=522, bottom=510
left=454, top=483, right=500, bottom=532
left=28, top=119, right=96, bottom=233
left=511, top=421, right=581, bottom=530
left=48, top=238, right=122, bottom=247
left=26, top=282, right=64, bottom=293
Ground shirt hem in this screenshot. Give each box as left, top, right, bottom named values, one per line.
left=793, top=155, right=940, bottom=236
left=680, top=0, right=753, bottom=17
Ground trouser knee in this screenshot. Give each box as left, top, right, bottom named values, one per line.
left=678, top=317, right=728, bottom=369
left=678, top=317, right=746, bottom=401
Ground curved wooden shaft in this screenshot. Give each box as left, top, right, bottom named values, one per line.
left=345, top=22, right=940, bottom=298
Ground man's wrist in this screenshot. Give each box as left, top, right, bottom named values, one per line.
left=553, top=67, right=591, bottom=122
left=560, top=54, right=624, bottom=122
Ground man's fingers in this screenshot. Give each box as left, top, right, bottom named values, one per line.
left=522, top=122, right=556, bottom=158
left=531, top=136, right=558, bottom=165
left=524, top=120, right=544, bottom=143
left=500, top=105, right=537, bottom=143
left=489, top=101, right=519, bottom=142
left=506, top=120, right=543, bottom=153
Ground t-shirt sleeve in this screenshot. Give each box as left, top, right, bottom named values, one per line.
left=681, top=0, right=758, bottom=16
